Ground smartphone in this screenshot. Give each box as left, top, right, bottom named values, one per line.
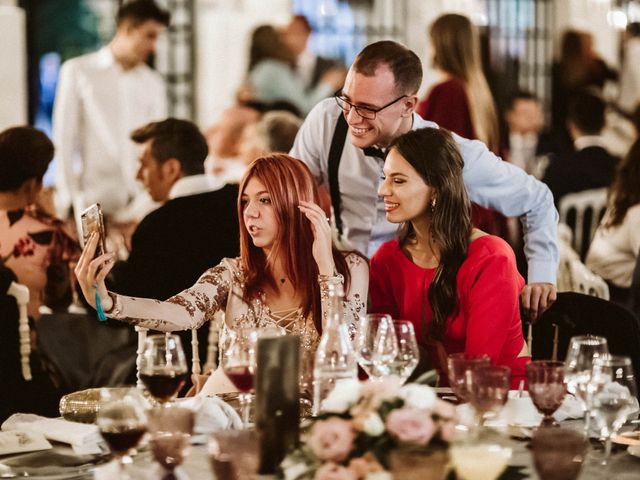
left=80, top=203, right=107, bottom=258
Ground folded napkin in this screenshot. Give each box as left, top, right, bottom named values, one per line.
left=1, top=414, right=104, bottom=455
left=0, top=430, right=52, bottom=456
left=175, top=395, right=242, bottom=435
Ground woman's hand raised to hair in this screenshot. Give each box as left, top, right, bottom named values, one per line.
left=299, top=201, right=335, bottom=276
left=74, top=232, right=116, bottom=312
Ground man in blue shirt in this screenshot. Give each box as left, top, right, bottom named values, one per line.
left=291, top=40, right=558, bottom=319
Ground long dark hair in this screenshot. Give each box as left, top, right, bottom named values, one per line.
left=238, top=154, right=350, bottom=333
left=391, top=128, right=472, bottom=340
left=247, top=25, right=295, bottom=72
left=604, top=138, right=640, bottom=227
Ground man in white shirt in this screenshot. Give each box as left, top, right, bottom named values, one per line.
left=291, top=40, right=559, bottom=319
left=53, top=0, right=170, bottom=220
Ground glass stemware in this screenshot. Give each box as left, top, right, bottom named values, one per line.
left=96, top=388, right=147, bottom=479
left=450, top=441, right=512, bottom=480
left=531, top=427, right=587, bottom=480
left=354, top=314, right=395, bottom=379
left=527, top=360, right=567, bottom=427
left=139, top=334, right=189, bottom=406
left=447, top=353, right=491, bottom=403
left=564, top=335, right=609, bottom=434
left=148, top=406, right=195, bottom=475
left=590, top=355, right=638, bottom=465
left=469, top=365, right=511, bottom=430
left=380, top=320, right=419, bottom=384
left=221, top=327, right=260, bottom=428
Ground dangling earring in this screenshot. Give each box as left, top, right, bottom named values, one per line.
left=430, top=197, right=437, bottom=212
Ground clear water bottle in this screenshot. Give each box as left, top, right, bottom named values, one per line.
left=312, top=278, right=357, bottom=415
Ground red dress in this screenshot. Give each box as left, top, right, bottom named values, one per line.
left=418, top=78, right=506, bottom=237
left=369, top=235, right=529, bottom=389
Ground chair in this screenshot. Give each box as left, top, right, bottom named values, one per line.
left=526, top=292, right=640, bottom=390
left=558, top=188, right=608, bottom=260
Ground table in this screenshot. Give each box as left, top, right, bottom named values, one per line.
left=2, top=421, right=640, bottom=479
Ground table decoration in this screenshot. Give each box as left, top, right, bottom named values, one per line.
left=280, top=376, right=456, bottom=480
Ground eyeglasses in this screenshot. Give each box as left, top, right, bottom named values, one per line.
left=334, top=94, right=407, bottom=120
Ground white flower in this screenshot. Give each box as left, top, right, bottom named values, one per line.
left=398, top=384, right=437, bottom=410
left=322, top=379, right=361, bottom=413
left=362, top=413, right=385, bottom=436
left=366, top=472, right=393, bottom=480
left=283, top=462, right=310, bottom=480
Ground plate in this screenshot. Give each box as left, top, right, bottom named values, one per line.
left=0, top=450, right=109, bottom=479
left=613, top=430, right=640, bottom=446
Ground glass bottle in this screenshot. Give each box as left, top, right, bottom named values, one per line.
left=312, top=278, right=357, bottom=415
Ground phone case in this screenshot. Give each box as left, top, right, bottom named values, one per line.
left=80, top=203, right=106, bottom=257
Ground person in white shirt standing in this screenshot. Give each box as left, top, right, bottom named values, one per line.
left=53, top=0, right=170, bottom=221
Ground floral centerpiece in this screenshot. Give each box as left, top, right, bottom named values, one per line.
left=280, top=377, right=457, bottom=480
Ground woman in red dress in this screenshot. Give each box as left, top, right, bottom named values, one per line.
left=369, top=127, right=529, bottom=388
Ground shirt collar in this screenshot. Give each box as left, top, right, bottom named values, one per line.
left=97, top=46, right=117, bottom=68
left=574, top=135, right=607, bottom=151
left=168, top=174, right=225, bottom=200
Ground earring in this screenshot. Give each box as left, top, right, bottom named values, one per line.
left=431, top=198, right=437, bottom=211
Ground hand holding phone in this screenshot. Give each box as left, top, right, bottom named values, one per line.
left=80, top=203, right=107, bottom=258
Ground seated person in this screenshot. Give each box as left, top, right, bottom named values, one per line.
left=0, top=126, right=79, bottom=319
left=76, top=154, right=368, bottom=394
left=586, top=138, right=640, bottom=305
left=543, top=91, right=619, bottom=207
left=369, top=128, right=529, bottom=388
left=239, top=110, right=303, bottom=167
left=107, top=119, right=240, bottom=379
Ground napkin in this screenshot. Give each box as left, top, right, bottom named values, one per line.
left=552, top=394, right=584, bottom=421
left=1, top=414, right=104, bottom=454
left=0, top=430, right=52, bottom=455
left=175, top=395, right=242, bottom=435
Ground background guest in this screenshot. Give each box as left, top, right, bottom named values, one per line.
left=618, top=22, right=640, bottom=116
left=369, top=128, right=529, bottom=388
left=417, top=13, right=504, bottom=237
left=586, top=138, right=640, bottom=304
left=542, top=91, right=618, bottom=207
left=238, top=110, right=303, bottom=167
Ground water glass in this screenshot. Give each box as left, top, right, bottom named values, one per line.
left=139, top=334, right=189, bottom=405
left=385, top=320, right=419, bottom=384
left=208, top=429, right=260, bottom=479
left=447, top=353, right=491, bottom=403
left=147, top=406, right=195, bottom=474
left=526, top=360, right=566, bottom=427
left=354, top=314, right=395, bottom=379
left=450, top=441, right=512, bottom=480
left=590, top=355, right=638, bottom=465
left=531, top=427, right=587, bottom=480
left=564, top=335, right=609, bottom=434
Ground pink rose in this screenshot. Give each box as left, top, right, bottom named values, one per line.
left=308, top=418, right=355, bottom=462
left=386, top=408, right=436, bottom=445
left=315, top=462, right=357, bottom=480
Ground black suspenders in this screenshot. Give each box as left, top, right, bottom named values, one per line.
left=327, top=114, right=349, bottom=238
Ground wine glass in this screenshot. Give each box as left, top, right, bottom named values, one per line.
left=531, top=427, right=588, bottom=480
left=447, top=353, right=491, bottom=403
left=96, top=388, right=147, bottom=479
left=354, top=314, right=395, bottom=379
left=564, top=335, right=609, bottom=434
left=526, top=360, right=566, bottom=427
left=381, top=320, right=419, bottom=384
left=139, top=334, right=189, bottom=406
left=469, top=365, right=511, bottom=430
left=590, top=355, right=638, bottom=465
left=221, top=327, right=259, bottom=428
left=450, top=441, right=512, bottom=480
left=148, top=406, right=195, bottom=476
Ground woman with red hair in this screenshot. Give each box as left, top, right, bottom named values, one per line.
left=75, top=154, right=368, bottom=392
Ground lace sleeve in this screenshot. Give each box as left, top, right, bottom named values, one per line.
left=318, top=253, right=368, bottom=337
left=108, top=262, right=232, bottom=331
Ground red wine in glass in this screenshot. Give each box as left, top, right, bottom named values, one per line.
left=100, top=426, right=147, bottom=455
left=140, top=372, right=187, bottom=403
left=224, top=366, right=254, bottom=392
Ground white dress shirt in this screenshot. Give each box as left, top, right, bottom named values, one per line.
left=168, top=174, right=225, bottom=200
left=290, top=98, right=559, bottom=284
left=53, top=46, right=167, bottom=217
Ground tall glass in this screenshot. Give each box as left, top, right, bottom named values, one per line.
left=221, top=327, right=259, bottom=428
left=564, top=335, right=609, bottom=434
left=447, top=353, right=491, bottom=403
left=527, top=360, right=566, bottom=427
left=148, top=406, right=195, bottom=475
left=354, top=313, right=396, bottom=379
left=381, top=320, right=419, bottom=384
left=96, top=388, right=147, bottom=479
left=139, top=334, right=188, bottom=406
left=469, top=365, right=511, bottom=430
left=590, top=355, right=638, bottom=465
